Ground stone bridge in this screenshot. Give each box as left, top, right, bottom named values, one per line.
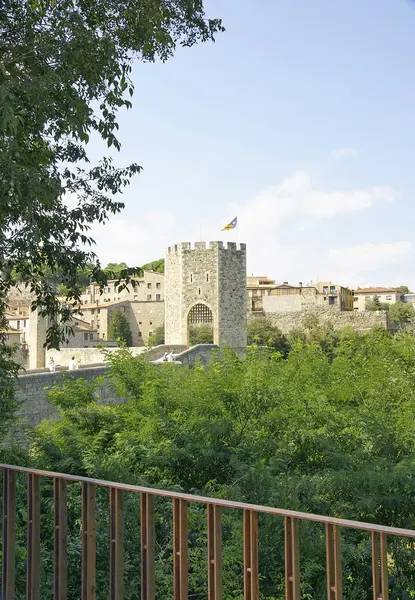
left=12, top=344, right=219, bottom=440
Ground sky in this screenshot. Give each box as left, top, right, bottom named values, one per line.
left=86, top=0, right=415, bottom=290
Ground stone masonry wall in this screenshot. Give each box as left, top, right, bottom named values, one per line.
left=218, top=243, right=247, bottom=347
left=258, top=305, right=389, bottom=333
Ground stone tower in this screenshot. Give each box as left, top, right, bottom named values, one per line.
left=165, top=241, right=247, bottom=348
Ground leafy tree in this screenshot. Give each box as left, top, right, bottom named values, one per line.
left=389, top=301, right=415, bottom=327
left=366, top=294, right=381, bottom=310
left=247, top=316, right=289, bottom=355
left=148, top=323, right=165, bottom=347
left=103, top=263, right=129, bottom=278
left=1, top=0, right=222, bottom=333
left=108, top=310, right=133, bottom=346
left=398, top=285, right=411, bottom=295
left=0, top=0, right=223, bottom=425
left=189, top=324, right=214, bottom=345
left=141, top=259, right=165, bottom=273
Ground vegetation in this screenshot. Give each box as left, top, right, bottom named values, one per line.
left=398, top=285, right=411, bottom=295
left=365, top=294, right=390, bottom=311
left=389, top=301, right=415, bottom=327
left=141, top=258, right=165, bottom=274
left=4, top=323, right=412, bottom=598
left=148, top=324, right=165, bottom=347
left=108, top=310, right=133, bottom=346
left=247, top=316, right=290, bottom=355
left=0, top=0, right=223, bottom=426
left=189, top=324, right=214, bottom=345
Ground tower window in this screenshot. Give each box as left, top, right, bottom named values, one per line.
left=198, top=288, right=201, bottom=295
left=190, top=274, right=193, bottom=283
left=206, top=273, right=209, bottom=283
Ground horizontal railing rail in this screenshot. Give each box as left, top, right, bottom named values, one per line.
left=1, top=463, right=414, bottom=599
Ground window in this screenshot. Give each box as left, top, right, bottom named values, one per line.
left=17, top=320, right=20, bottom=329
left=156, top=282, right=161, bottom=289
left=147, top=282, right=151, bottom=289
left=97, top=309, right=100, bottom=314
left=84, top=333, right=88, bottom=340
left=89, top=333, right=93, bottom=340
left=190, top=274, right=193, bottom=283
left=134, top=295, right=138, bottom=299
left=354, top=297, right=358, bottom=302
left=198, top=288, right=201, bottom=295
left=107, top=287, right=111, bottom=293
left=139, top=321, right=142, bottom=324
left=330, top=286, right=335, bottom=294
left=206, top=273, right=209, bottom=283
left=323, top=286, right=328, bottom=294
left=91, top=308, right=94, bottom=315
left=149, top=331, right=153, bottom=337
left=150, top=321, right=153, bottom=325
left=156, top=294, right=161, bottom=301
left=147, top=294, right=152, bottom=300
left=328, top=296, right=335, bottom=305
left=102, top=333, right=105, bottom=339
left=365, top=296, right=370, bottom=300
left=138, top=332, right=142, bottom=337
left=386, top=295, right=392, bottom=300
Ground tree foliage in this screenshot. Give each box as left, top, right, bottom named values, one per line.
left=365, top=295, right=389, bottom=311
left=148, top=323, right=165, bottom=346
left=108, top=310, right=133, bottom=346
left=0, top=0, right=223, bottom=422
left=1, top=0, right=222, bottom=343
left=389, top=301, right=415, bottom=327
left=141, top=258, right=165, bottom=273
left=247, top=316, right=289, bottom=355
left=189, top=324, right=214, bottom=345
left=24, top=324, right=415, bottom=598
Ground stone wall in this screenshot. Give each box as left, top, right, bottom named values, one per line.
left=260, top=305, right=389, bottom=333
left=14, top=366, right=118, bottom=442
left=14, top=345, right=205, bottom=436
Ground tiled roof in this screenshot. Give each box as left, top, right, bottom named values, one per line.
left=354, top=287, right=400, bottom=294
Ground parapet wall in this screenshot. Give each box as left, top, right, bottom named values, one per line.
left=256, top=305, right=389, bottom=333
left=167, top=241, right=246, bottom=254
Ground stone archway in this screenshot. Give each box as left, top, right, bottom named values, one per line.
left=187, top=303, right=214, bottom=345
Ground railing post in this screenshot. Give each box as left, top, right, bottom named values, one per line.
left=82, top=482, right=96, bottom=600
left=2, top=468, right=16, bottom=599
left=208, top=504, right=222, bottom=600
left=173, top=498, right=188, bottom=600
left=54, top=478, right=68, bottom=600
left=243, top=509, right=259, bottom=600
left=27, top=473, right=41, bottom=600
left=372, top=532, right=389, bottom=600
left=326, top=524, right=342, bottom=600
left=285, top=517, right=300, bottom=600
left=110, top=488, right=124, bottom=600
left=140, top=493, right=155, bottom=600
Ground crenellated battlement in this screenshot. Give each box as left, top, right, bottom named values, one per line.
left=167, top=241, right=246, bottom=254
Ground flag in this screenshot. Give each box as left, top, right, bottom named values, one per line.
left=221, top=217, right=237, bottom=231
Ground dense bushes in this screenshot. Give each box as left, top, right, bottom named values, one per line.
left=15, top=325, right=415, bottom=597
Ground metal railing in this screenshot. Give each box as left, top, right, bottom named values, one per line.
left=1, top=463, right=415, bottom=599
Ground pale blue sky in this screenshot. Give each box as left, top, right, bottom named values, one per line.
left=88, top=0, right=415, bottom=289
